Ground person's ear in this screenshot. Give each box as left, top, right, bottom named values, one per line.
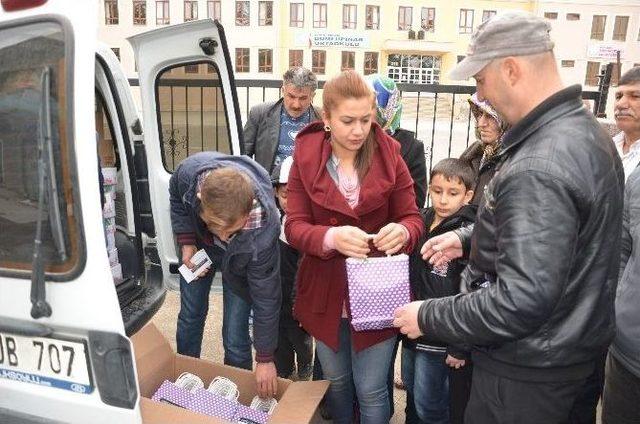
left=322, top=109, right=331, bottom=128
left=196, top=191, right=202, bottom=200
left=501, top=57, right=521, bottom=87
left=464, top=189, right=474, bottom=204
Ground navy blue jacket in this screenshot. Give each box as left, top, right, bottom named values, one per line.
left=169, top=152, right=281, bottom=362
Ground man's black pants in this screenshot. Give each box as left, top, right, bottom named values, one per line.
left=602, top=354, right=640, bottom=424
left=464, top=365, right=587, bottom=424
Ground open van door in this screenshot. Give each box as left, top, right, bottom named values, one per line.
left=128, top=20, right=243, bottom=289
left=0, top=1, right=140, bottom=423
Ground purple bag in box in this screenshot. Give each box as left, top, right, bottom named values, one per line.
left=189, top=388, right=238, bottom=421
left=346, top=254, right=410, bottom=331
left=151, top=380, right=193, bottom=409
left=233, top=404, right=270, bottom=424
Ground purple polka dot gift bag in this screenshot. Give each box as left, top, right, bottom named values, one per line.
left=346, top=254, right=411, bottom=331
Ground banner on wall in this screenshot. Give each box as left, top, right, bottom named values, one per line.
left=587, top=43, right=625, bottom=60
left=295, top=33, right=371, bottom=49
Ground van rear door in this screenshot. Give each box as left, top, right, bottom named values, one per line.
left=128, top=20, right=243, bottom=289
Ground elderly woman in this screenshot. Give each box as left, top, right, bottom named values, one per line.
left=459, top=93, right=509, bottom=206
left=285, top=71, right=423, bottom=423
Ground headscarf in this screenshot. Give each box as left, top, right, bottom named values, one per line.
left=468, top=93, right=508, bottom=162
left=366, top=74, right=402, bottom=134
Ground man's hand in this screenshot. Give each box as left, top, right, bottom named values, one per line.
left=446, top=355, right=466, bottom=369
left=333, top=226, right=371, bottom=258
left=393, top=301, right=424, bottom=339
left=255, top=361, right=278, bottom=399
left=181, top=244, right=210, bottom=278
left=421, top=231, right=463, bottom=266
left=373, top=223, right=407, bottom=255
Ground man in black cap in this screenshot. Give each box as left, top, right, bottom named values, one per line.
left=394, top=10, right=624, bottom=423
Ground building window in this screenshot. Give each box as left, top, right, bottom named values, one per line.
left=585, top=61, right=600, bottom=86
left=105, top=0, right=119, bottom=25
left=156, top=0, right=170, bottom=24
left=544, top=12, right=558, bottom=20
left=258, top=49, right=273, bottom=73
left=387, top=54, right=441, bottom=84
left=133, top=0, right=146, bottom=25
left=611, top=62, right=620, bottom=85
left=365, top=5, right=379, bottom=30
left=207, top=63, right=215, bottom=73
left=312, top=50, right=326, bottom=74
left=482, top=10, right=496, bottom=23
left=111, top=47, right=121, bottom=61
left=236, top=1, right=250, bottom=26
left=566, top=13, right=580, bottom=21
left=290, top=3, right=304, bottom=27
left=207, top=0, right=221, bottom=20
left=259, top=1, right=273, bottom=25
left=185, top=64, right=200, bottom=73
left=398, top=6, right=412, bottom=30
left=343, top=4, right=357, bottom=29
left=364, top=52, right=378, bottom=75
left=341, top=51, right=355, bottom=71
left=289, top=50, right=303, bottom=67
left=184, top=1, right=198, bottom=21
left=313, top=3, right=327, bottom=28
left=613, top=16, right=629, bottom=41
left=561, top=60, right=575, bottom=67
left=235, top=48, right=250, bottom=72
left=459, top=9, right=474, bottom=34
left=421, top=7, right=435, bottom=32
left=590, top=15, right=606, bottom=40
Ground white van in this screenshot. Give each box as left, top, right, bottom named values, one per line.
left=0, top=1, right=243, bottom=422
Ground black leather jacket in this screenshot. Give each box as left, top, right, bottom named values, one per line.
left=418, top=86, right=624, bottom=382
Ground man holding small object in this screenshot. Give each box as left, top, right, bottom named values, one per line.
left=393, top=11, right=623, bottom=423
left=169, top=151, right=282, bottom=399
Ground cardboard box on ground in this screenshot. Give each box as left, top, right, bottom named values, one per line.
left=132, top=323, right=330, bottom=424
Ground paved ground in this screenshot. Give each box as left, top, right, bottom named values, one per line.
left=150, top=289, right=408, bottom=423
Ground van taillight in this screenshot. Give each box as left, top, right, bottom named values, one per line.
left=1, top=0, right=47, bottom=11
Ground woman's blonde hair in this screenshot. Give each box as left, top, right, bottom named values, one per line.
left=322, top=70, right=377, bottom=179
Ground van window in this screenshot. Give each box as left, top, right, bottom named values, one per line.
left=156, top=61, right=232, bottom=171
left=0, top=22, right=82, bottom=278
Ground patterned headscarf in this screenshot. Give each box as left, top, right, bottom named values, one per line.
left=367, top=74, right=402, bottom=134
left=468, top=93, right=508, bottom=162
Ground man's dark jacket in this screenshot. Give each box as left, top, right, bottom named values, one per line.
left=392, top=128, right=427, bottom=208
left=243, top=98, right=320, bottom=174
left=418, top=86, right=624, bottom=382
left=169, top=152, right=282, bottom=362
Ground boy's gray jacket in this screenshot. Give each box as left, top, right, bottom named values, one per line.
left=611, top=165, right=640, bottom=378
left=169, top=151, right=281, bottom=360
left=242, top=98, right=320, bottom=173
left=419, top=85, right=624, bottom=382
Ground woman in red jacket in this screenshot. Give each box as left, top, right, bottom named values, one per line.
left=285, top=71, right=423, bottom=423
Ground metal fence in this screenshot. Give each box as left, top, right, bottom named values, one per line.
left=129, top=78, right=603, bottom=178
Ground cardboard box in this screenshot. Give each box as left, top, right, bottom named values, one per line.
left=132, top=323, right=329, bottom=424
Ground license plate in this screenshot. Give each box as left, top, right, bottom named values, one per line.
left=0, top=331, right=93, bottom=394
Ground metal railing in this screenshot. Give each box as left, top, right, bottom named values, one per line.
left=129, top=78, right=603, bottom=177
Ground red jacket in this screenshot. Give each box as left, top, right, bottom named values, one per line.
left=285, top=121, right=424, bottom=352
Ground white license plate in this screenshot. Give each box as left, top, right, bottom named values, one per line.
left=0, top=331, right=92, bottom=394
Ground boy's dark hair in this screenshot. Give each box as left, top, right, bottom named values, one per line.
left=619, top=66, right=640, bottom=86
left=430, top=158, right=475, bottom=190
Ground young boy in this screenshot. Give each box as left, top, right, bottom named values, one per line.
left=402, top=158, right=476, bottom=424
left=271, top=156, right=313, bottom=380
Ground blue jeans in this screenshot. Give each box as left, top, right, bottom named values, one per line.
left=315, top=319, right=396, bottom=424
left=401, top=347, right=450, bottom=424
left=176, top=270, right=253, bottom=370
